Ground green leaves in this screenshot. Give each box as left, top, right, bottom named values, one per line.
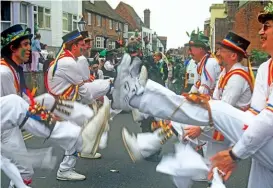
left=250, top=49, right=269, bottom=65
left=264, top=2, right=273, bottom=13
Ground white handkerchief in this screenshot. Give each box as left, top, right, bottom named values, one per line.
left=156, top=143, right=209, bottom=177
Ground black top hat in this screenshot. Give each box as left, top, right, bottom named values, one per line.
left=1, top=24, right=33, bottom=50
left=258, top=3, right=273, bottom=24
left=80, top=31, right=93, bottom=41
left=62, top=30, right=83, bottom=43
left=217, top=32, right=250, bottom=58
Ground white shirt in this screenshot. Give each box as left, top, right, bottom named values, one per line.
left=77, top=56, right=90, bottom=82
left=190, top=56, right=221, bottom=95
left=186, top=59, right=197, bottom=84
left=104, top=60, right=115, bottom=71
left=47, top=56, right=95, bottom=104
left=232, top=59, right=273, bottom=159
left=213, top=63, right=252, bottom=109
left=97, top=69, right=104, bottom=79
left=0, top=65, right=19, bottom=97
left=40, top=50, right=49, bottom=60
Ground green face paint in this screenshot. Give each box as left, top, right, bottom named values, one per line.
left=20, top=48, right=26, bottom=58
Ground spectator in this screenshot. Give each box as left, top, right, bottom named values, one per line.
left=167, top=61, right=174, bottom=89
left=31, top=33, right=41, bottom=72
left=43, top=51, right=54, bottom=73
left=153, top=52, right=168, bottom=85
left=40, top=44, right=49, bottom=60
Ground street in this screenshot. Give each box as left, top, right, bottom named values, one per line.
left=1, top=113, right=250, bottom=188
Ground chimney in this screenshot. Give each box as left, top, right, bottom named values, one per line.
left=144, top=9, right=150, bottom=28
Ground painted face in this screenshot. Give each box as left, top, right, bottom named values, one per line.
left=259, top=20, right=273, bottom=53
left=74, top=39, right=85, bottom=57
left=83, top=40, right=92, bottom=57
left=12, top=38, right=31, bottom=64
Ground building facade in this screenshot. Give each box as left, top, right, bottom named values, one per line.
left=233, top=1, right=270, bottom=52
left=1, top=1, right=34, bottom=33
left=83, top=0, right=128, bottom=50
left=209, top=3, right=227, bottom=52
left=30, top=0, right=82, bottom=53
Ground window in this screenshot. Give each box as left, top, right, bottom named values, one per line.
left=68, top=13, right=72, bottom=31
left=116, top=22, right=119, bottom=30
left=38, top=7, right=44, bottom=28
left=34, top=6, right=51, bottom=29
left=63, top=13, right=68, bottom=31
left=119, top=22, right=122, bottom=31
left=123, top=24, right=128, bottom=39
left=109, top=19, right=112, bottom=29
left=1, top=1, right=11, bottom=31
left=88, top=13, right=92, bottom=25
left=123, top=24, right=128, bottom=32
left=96, top=15, right=101, bottom=26
left=73, top=15, right=77, bottom=30
left=63, top=12, right=77, bottom=31
left=108, top=41, right=115, bottom=50
left=20, top=3, right=28, bottom=28
left=96, top=37, right=104, bottom=48
left=44, top=8, right=51, bottom=28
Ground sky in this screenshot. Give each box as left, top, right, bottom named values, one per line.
left=107, top=0, right=223, bottom=49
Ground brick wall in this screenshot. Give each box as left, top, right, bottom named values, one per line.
left=233, top=1, right=268, bottom=52
left=215, top=18, right=231, bottom=48
left=115, top=4, right=138, bottom=31
left=225, top=1, right=240, bottom=18
left=83, top=11, right=120, bottom=47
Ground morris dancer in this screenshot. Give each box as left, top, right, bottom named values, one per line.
left=0, top=24, right=109, bottom=185
left=112, top=5, right=273, bottom=187
left=46, top=29, right=111, bottom=181
left=126, top=31, right=221, bottom=162
left=0, top=94, right=105, bottom=188
left=172, top=32, right=254, bottom=187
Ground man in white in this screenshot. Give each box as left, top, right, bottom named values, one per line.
left=173, top=32, right=254, bottom=187
left=0, top=94, right=106, bottom=188
left=47, top=30, right=111, bottom=181
left=0, top=25, right=109, bottom=187
left=77, top=31, right=93, bottom=82
left=111, top=4, right=273, bottom=187
left=125, top=31, right=221, bottom=162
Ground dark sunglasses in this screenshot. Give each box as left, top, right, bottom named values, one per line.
left=262, top=23, right=272, bottom=31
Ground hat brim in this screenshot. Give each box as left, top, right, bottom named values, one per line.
left=188, top=41, right=210, bottom=51
left=217, top=41, right=247, bottom=58
left=1, top=33, right=33, bottom=51
left=258, top=12, right=273, bottom=23
left=84, top=37, right=94, bottom=42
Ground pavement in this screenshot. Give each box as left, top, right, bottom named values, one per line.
left=1, top=113, right=250, bottom=188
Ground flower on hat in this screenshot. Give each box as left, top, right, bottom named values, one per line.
left=1, top=30, right=31, bottom=49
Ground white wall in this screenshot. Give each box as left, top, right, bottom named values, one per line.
left=141, top=26, right=153, bottom=52
left=157, top=38, right=164, bottom=52
left=62, top=0, right=82, bottom=16
left=31, top=0, right=82, bottom=48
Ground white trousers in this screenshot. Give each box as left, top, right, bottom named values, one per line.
left=1, top=127, right=34, bottom=181
left=57, top=102, right=94, bottom=172
left=1, top=94, right=84, bottom=187
left=134, top=80, right=273, bottom=187
left=1, top=156, right=30, bottom=188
